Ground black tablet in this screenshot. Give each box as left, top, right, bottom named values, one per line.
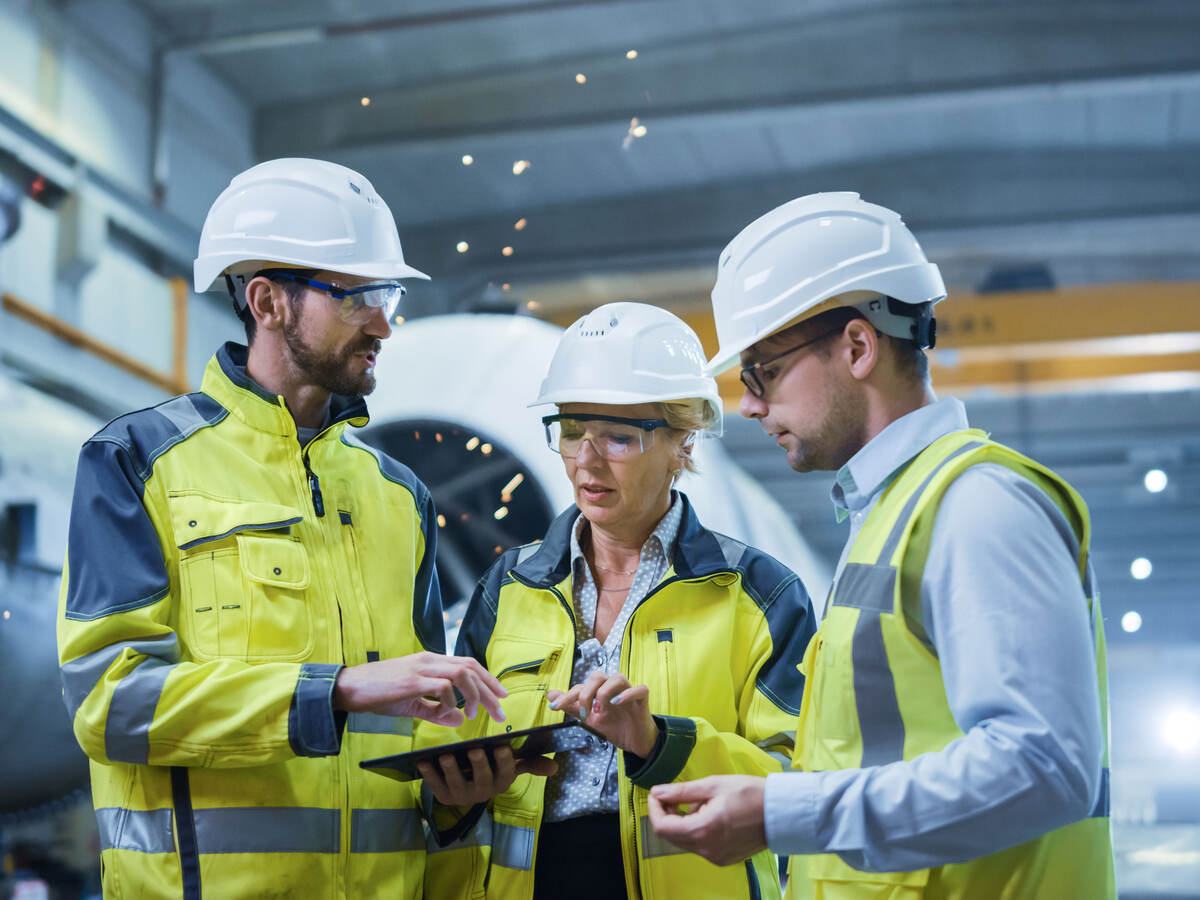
left=360, top=720, right=601, bottom=782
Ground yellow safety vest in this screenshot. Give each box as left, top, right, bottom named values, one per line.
left=788, top=429, right=1115, bottom=899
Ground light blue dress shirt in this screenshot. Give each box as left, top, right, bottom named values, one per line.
left=764, top=397, right=1105, bottom=872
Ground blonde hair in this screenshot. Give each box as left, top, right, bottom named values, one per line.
left=660, top=398, right=719, bottom=474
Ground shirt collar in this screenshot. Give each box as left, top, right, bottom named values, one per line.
left=831, top=396, right=969, bottom=521
left=570, top=491, right=683, bottom=575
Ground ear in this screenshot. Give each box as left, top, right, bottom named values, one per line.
left=244, top=275, right=290, bottom=334
left=674, top=432, right=696, bottom=478
left=843, top=318, right=881, bottom=381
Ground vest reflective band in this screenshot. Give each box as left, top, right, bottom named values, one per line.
left=791, top=429, right=1116, bottom=898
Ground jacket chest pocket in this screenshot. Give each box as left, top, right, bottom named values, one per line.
left=171, top=492, right=313, bottom=661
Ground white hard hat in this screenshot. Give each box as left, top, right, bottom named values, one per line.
left=193, top=158, right=429, bottom=302
left=530, top=302, right=723, bottom=435
left=706, top=192, right=945, bottom=374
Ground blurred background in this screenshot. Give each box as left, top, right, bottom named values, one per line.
left=0, top=0, right=1197, bottom=897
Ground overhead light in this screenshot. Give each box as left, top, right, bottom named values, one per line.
left=494, top=546, right=503, bottom=554
left=526, top=300, right=540, bottom=310
left=626, top=49, right=638, bottom=59
left=393, top=315, right=405, bottom=325
left=481, top=443, right=494, bottom=455
left=1131, top=557, right=1153, bottom=580
left=461, top=154, right=474, bottom=166
left=512, top=160, right=531, bottom=175
left=632, top=124, right=647, bottom=137
left=514, top=218, right=527, bottom=231
left=456, top=241, right=469, bottom=253
left=1144, top=469, right=1168, bottom=493
left=465, top=436, right=480, bottom=451
left=1163, top=708, right=1200, bottom=754
left=501, top=473, right=525, bottom=497
left=437, top=514, right=446, bottom=528
left=501, top=283, right=511, bottom=291
left=1121, top=611, right=1142, bottom=633
left=434, top=433, right=443, bottom=443
left=360, top=96, right=371, bottom=107
left=494, top=506, right=509, bottom=521
left=502, top=246, right=514, bottom=257
left=575, top=73, right=587, bottom=84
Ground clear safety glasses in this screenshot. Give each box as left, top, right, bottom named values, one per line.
left=264, top=271, right=407, bottom=323
left=542, top=414, right=673, bottom=460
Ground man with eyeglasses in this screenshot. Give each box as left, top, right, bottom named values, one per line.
left=57, top=158, right=510, bottom=899
left=647, top=193, right=1115, bottom=898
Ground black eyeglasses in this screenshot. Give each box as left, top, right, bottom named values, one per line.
left=739, top=328, right=844, bottom=398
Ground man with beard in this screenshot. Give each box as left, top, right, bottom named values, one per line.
left=647, top=193, right=1115, bottom=898
left=56, top=159, right=515, bottom=900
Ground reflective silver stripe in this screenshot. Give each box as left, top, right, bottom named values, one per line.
left=61, top=633, right=180, bottom=720
left=96, top=807, right=175, bottom=853
left=714, top=533, right=747, bottom=570
left=1091, top=767, right=1110, bottom=818
left=516, top=542, right=541, bottom=564
left=350, top=809, right=424, bottom=853
left=875, top=440, right=984, bottom=565
left=156, top=394, right=212, bottom=441
left=347, top=713, right=414, bottom=736
left=853, top=609, right=906, bottom=767
left=426, top=809, right=493, bottom=854
left=639, top=814, right=687, bottom=859
left=105, top=654, right=176, bottom=764
left=765, top=750, right=792, bottom=768
left=831, top=564, right=896, bottom=613
left=193, top=807, right=340, bottom=853
left=493, top=821, right=536, bottom=870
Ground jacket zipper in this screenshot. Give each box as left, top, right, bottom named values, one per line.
left=302, top=452, right=325, bottom=517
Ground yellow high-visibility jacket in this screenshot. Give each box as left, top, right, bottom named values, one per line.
left=57, top=342, right=443, bottom=900
left=422, top=496, right=816, bottom=900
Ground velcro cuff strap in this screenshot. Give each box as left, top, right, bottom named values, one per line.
left=288, top=663, right=345, bottom=757
left=625, top=715, right=696, bottom=788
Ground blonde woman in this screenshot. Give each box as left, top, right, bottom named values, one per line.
left=421, top=303, right=815, bottom=900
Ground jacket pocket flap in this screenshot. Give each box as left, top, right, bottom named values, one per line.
left=170, top=491, right=304, bottom=550
left=237, top=533, right=310, bottom=589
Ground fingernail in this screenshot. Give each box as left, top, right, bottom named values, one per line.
left=548, top=698, right=560, bottom=710
left=579, top=705, right=588, bottom=720
left=609, top=695, right=622, bottom=705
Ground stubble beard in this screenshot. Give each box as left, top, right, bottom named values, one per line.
left=787, top=381, right=867, bottom=473
left=283, top=316, right=381, bottom=397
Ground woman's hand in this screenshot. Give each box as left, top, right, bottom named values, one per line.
left=417, top=746, right=557, bottom=808
left=547, top=671, right=659, bottom=758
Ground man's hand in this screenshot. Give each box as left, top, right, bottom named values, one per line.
left=547, top=671, right=658, bottom=758
left=333, top=652, right=507, bottom=726
left=417, top=746, right=558, bottom=807
left=647, top=775, right=768, bottom=866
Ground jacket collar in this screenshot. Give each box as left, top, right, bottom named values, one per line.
left=200, top=342, right=370, bottom=438
left=512, top=491, right=732, bottom=588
